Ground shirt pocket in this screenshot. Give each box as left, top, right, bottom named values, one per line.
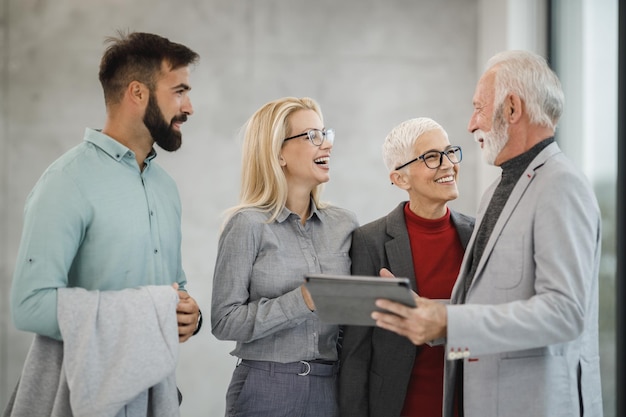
left=497, top=354, right=573, bottom=417
left=318, top=252, right=351, bottom=275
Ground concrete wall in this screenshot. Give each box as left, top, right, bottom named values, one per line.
left=0, top=0, right=546, bottom=416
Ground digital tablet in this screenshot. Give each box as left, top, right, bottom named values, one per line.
left=304, top=274, right=416, bottom=326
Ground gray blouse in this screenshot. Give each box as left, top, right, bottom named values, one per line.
left=211, top=201, right=358, bottom=363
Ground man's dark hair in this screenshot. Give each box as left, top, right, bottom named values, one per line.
left=98, top=31, right=199, bottom=106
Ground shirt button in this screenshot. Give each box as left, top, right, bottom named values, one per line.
left=150, top=211, right=154, bottom=216
left=154, top=249, right=158, bottom=254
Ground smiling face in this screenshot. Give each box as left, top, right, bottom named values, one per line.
left=144, top=62, right=193, bottom=151
left=394, top=128, right=459, bottom=218
left=279, top=109, right=332, bottom=193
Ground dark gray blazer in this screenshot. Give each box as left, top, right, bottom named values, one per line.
left=339, top=202, right=474, bottom=417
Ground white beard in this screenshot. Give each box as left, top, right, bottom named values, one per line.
left=474, top=107, right=509, bottom=165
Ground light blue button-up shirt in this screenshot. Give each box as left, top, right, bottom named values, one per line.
left=11, top=128, right=186, bottom=340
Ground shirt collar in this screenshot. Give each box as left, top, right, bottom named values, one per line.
left=276, top=198, right=322, bottom=223
left=83, top=128, right=158, bottom=164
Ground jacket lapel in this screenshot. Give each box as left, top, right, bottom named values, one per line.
left=384, top=203, right=417, bottom=289
left=466, top=143, right=561, bottom=295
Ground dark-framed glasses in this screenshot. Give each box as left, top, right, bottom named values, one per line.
left=395, top=146, right=462, bottom=170
left=283, top=128, right=335, bottom=146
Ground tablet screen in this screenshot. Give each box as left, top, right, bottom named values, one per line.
left=305, top=274, right=416, bottom=326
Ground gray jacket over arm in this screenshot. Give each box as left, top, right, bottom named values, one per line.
left=3, top=286, right=180, bottom=417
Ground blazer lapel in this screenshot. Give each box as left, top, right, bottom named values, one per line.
left=384, top=203, right=417, bottom=290
left=466, top=143, right=561, bottom=294
left=450, top=213, right=482, bottom=304
left=451, top=229, right=479, bottom=303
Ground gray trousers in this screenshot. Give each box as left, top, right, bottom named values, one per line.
left=225, top=360, right=339, bottom=417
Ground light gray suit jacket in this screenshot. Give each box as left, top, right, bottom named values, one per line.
left=339, top=202, right=474, bottom=417
left=4, top=286, right=180, bottom=417
left=444, top=142, right=603, bottom=417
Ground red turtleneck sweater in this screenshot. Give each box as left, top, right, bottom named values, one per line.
left=401, top=203, right=464, bottom=417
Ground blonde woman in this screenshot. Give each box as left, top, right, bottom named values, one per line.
left=211, top=97, right=358, bottom=417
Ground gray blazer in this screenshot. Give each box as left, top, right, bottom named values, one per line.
left=4, top=286, right=180, bottom=417
left=339, top=202, right=474, bottom=417
left=444, top=142, right=603, bottom=417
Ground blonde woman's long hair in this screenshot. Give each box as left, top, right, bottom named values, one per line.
left=226, top=97, right=328, bottom=223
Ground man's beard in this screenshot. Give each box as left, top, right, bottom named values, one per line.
left=476, top=103, right=509, bottom=165
left=143, top=94, right=187, bottom=152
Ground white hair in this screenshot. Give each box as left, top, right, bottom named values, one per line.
left=382, top=117, right=448, bottom=172
left=486, top=50, right=564, bottom=130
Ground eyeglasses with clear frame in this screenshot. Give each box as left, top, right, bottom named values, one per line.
left=395, top=146, right=462, bottom=170
left=283, top=128, right=335, bottom=147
